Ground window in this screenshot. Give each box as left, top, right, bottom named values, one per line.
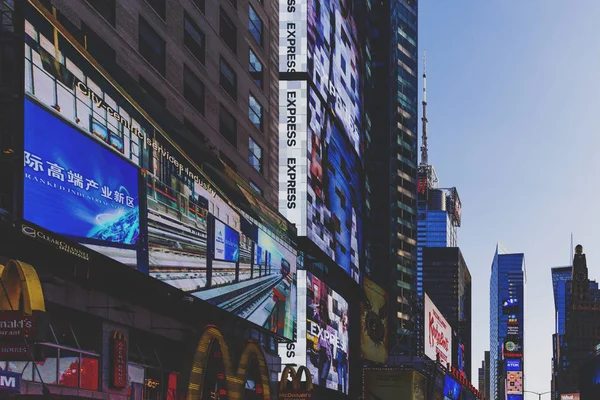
left=87, top=0, right=116, bottom=26
left=248, top=6, right=263, bottom=46
left=248, top=93, right=263, bottom=132
left=139, top=75, right=165, bottom=106
left=193, top=0, right=205, bottom=13
left=249, top=49, right=263, bottom=88
left=184, top=14, right=205, bottom=64
left=220, top=7, right=237, bottom=53
left=249, top=137, right=263, bottom=173
left=82, top=23, right=116, bottom=66
left=139, top=18, right=166, bottom=75
left=249, top=181, right=262, bottom=195
left=184, top=65, right=205, bottom=114
left=219, top=104, right=237, bottom=148
left=220, top=57, right=237, bottom=100
left=146, top=0, right=166, bottom=19
left=220, top=151, right=237, bottom=171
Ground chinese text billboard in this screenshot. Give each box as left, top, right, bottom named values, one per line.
left=424, top=293, right=452, bottom=365
left=24, top=4, right=297, bottom=340
left=306, top=272, right=349, bottom=393
left=360, top=278, right=388, bottom=363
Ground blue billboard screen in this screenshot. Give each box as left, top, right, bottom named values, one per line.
left=506, top=359, right=521, bottom=371
left=214, top=219, right=240, bottom=262
left=23, top=99, right=140, bottom=245
left=443, top=375, right=461, bottom=400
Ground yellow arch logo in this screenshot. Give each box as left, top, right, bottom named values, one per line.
left=187, top=326, right=271, bottom=400
left=279, top=365, right=313, bottom=392
left=0, top=259, right=45, bottom=315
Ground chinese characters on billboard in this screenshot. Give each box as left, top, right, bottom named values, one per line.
left=24, top=6, right=297, bottom=340
left=360, top=278, right=388, bottom=364
left=424, top=294, right=452, bottom=365
left=306, top=272, right=349, bottom=393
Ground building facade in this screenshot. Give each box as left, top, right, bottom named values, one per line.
left=365, top=0, right=419, bottom=360
left=489, top=246, right=525, bottom=400
left=421, top=247, right=472, bottom=381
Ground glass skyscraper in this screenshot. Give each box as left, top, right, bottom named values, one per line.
left=490, top=245, right=525, bottom=400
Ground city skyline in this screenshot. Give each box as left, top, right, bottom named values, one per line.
left=420, top=1, right=600, bottom=399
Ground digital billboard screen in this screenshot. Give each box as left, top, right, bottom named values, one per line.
left=424, top=293, right=452, bottom=365
left=506, top=371, right=523, bottom=395
left=443, top=375, right=461, bottom=400
left=24, top=5, right=297, bottom=340
left=24, top=99, right=140, bottom=245
left=213, top=219, right=239, bottom=262
left=506, top=359, right=521, bottom=372
left=360, top=278, right=388, bottom=364
left=306, top=272, right=349, bottom=394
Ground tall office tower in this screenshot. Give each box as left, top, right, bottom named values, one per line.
left=551, top=266, right=572, bottom=399
left=421, top=247, right=472, bottom=380
left=365, top=0, right=419, bottom=361
left=556, top=245, right=600, bottom=396
left=490, top=245, right=525, bottom=400
left=32, top=0, right=281, bottom=206
left=483, top=350, right=491, bottom=400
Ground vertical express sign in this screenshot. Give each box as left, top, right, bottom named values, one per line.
left=279, top=0, right=308, bottom=73
left=279, top=82, right=308, bottom=236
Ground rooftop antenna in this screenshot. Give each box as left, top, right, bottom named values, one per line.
left=420, top=50, right=428, bottom=166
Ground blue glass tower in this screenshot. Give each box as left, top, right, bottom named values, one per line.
left=490, top=245, right=525, bottom=400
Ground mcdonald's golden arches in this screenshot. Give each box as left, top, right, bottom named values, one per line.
left=279, top=365, right=313, bottom=400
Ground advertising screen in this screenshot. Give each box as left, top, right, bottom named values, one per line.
left=306, top=272, right=349, bottom=393
left=24, top=5, right=297, bottom=340
left=443, top=375, right=461, bottom=400
left=213, top=219, right=239, bottom=262
left=24, top=99, right=140, bottom=245
left=502, top=298, right=519, bottom=315
left=560, top=394, right=580, bottom=400
left=506, top=359, right=521, bottom=372
left=506, top=371, right=523, bottom=395
left=424, top=294, right=452, bottom=365
left=278, top=270, right=307, bottom=378
left=360, top=278, right=388, bottom=364
left=503, top=338, right=523, bottom=358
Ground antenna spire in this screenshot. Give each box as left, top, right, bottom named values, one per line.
left=420, top=50, right=428, bottom=166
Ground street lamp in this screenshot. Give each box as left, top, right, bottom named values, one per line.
left=523, top=390, right=552, bottom=400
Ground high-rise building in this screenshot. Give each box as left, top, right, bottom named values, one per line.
left=421, top=247, right=472, bottom=380
left=479, top=352, right=490, bottom=399
left=555, top=245, right=600, bottom=397
left=551, top=266, right=572, bottom=399
left=365, top=0, right=419, bottom=360
left=490, top=245, right=525, bottom=400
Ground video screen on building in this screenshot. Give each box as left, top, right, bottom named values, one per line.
left=306, top=272, right=349, bottom=393
left=506, top=371, right=523, bottom=395
left=24, top=99, right=140, bottom=245
left=360, top=278, right=388, bottom=364
left=424, top=294, right=452, bottom=365
left=443, top=375, right=461, bottom=400
left=24, top=5, right=297, bottom=340
left=506, top=359, right=521, bottom=372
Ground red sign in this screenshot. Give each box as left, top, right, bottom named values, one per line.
left=0, top=311, right=38, bottom=341
left=417, top=179, right=427, bottom=195
left=111, top=331, right=127, bottom=388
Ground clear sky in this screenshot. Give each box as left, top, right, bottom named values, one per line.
left=418, top=1, right=600, bottom=398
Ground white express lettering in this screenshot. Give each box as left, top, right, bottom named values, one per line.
left=286, top=23, right=297, bottom=72
left=309, top=321, right=345, bottom=351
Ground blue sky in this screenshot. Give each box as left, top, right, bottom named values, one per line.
left=419, top=1, right=600, bottom=398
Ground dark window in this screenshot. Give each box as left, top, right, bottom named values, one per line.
left=145, top=0, right=166, bottom=19
left=184, top=14, right=205, bottom=64
left=81, top=23, right=116, bottom=66
left=248, top=137, right=263, bottom=173
left=184, top=65, right=205, bottom=114
left=184, top=118, right=206, bottom=142
left=220, top=151, right=237, bottom=171
left=87, top=0, right=116, bottom=26
left=220, top=57, right=237, bottom=100
left=220, top=7, right=237, bottom=53
left=249, top=49, right=263, bottom=88
left=219, top=104, right=237, bottom=148
left=248, top=93, right=263, bottom=132
left=229, top=0, right=238, bottom=9
left=139, top=17, right=166, bottom=75
left=192, top=0, right=205, bottom=13
left=248, top=6, right=263, bottom=46
left=139, top=75, right=166, bottom=107
left=249, top=181, right=262, bottom=195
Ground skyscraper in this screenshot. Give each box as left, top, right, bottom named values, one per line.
left=365, top=0, right=419, bottom=359
left=490, top=245, right=525, bottom=400
left=478, top=351, right=490, bottom=400
left=422, top=247, right=472, bottom=380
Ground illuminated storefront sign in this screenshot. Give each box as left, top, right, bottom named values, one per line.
left=424, top=294, right=452, bottom=365
left=111, top=331, right=127, bottom=388
left=279, top=365, right=313, bottom=399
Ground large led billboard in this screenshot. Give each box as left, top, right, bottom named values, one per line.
left=306, top=272, right=349, bottom=393
left=424, top=293, right=452, bottom=365
left=443, top=375, right=461, bottom=400
left=24, top=4, right=297, bottom=340
left=24, top=99, right=140, bottom=245
left=279, top=0, right=364, bottom=283
left=506, top=371, right=523, bottom=395
left=360, top=278, right=388, bottom=364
